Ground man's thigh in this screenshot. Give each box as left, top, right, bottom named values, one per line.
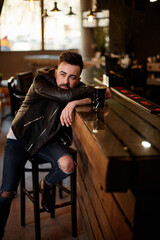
left=36, top=142, right=73, bottom=167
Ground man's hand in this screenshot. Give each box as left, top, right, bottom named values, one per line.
left=106, top=87, right=111, bottom=99
left=60, top=98, right=91, bottom=127
left=60, top=101, right=76, bottom=127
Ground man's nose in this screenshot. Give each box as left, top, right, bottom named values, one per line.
left=64, top=76, right=69, bottom=84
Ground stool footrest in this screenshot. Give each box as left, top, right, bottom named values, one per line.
left=22, top=188, right=34, bottom=202
left=24, top=168, right=51, bottom=172
left=39, top=208, right=46, bottom=213
left=55, top=201, right=72, bottom=209
left=55, top=183, right=71, bottom=195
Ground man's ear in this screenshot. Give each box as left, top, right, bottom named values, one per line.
left=77, top=77, right=81, bottom=83
left=55, top=69, right=57, bottom=78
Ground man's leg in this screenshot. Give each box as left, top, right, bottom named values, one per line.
left=36, top=142, right=75, bottom=212
left=0, top=194, right=14, bottom=239
left=0, top=139, right=30, bottom=238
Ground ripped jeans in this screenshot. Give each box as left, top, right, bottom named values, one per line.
left=0, top=138, right=73, bottom=193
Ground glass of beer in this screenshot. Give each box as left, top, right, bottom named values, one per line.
left=93, top=85, right=107, bottom=110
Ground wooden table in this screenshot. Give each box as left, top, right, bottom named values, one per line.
left=24, top=55, right=59, bottom=70
left=24, top=54, right=100, bottom=71
left=72, top=83, right=160, bottom=239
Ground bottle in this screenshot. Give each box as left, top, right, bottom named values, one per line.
left=103, top=55, right=110, bottom=87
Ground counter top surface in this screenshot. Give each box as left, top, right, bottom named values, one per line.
left=76, top=89, right=160, bottom=157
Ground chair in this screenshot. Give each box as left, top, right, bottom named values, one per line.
left=7, top=76, right=25, bottom=117
left=36, top=66, right=50, bottom=74
left=20, top=148, right=77, bottom=240
left=0, top=79, right=10, bottom=127
left=16, top=70, right=33, bottom=93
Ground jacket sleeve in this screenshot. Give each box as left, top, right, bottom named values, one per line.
left=33, top=72, right=94, bottom=103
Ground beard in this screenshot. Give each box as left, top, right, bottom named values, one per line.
left=59, top=84, right=70, bottom=89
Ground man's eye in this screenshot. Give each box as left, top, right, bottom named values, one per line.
left=70, top=76, right=76, bottom=80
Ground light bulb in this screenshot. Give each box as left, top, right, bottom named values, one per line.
left=88, top=15, right=94, bottom=23
left=29, top=0, right=35, bottom=11
left=53, top=11, right=59, bottom=18
left=142, top=141, right=151, bottom=148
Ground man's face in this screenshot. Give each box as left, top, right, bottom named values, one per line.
left=55, top=62, right=81, bottom=89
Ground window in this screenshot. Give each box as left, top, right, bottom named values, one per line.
left=44, top=0, right=81, bottom=50
left=0, top=0, right=81, bottom=51
left=0, top=0, right=41, bottom=51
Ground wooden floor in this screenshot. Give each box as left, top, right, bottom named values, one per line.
left=0, top=107, right=83, bottom=240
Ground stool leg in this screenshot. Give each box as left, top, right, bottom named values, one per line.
left=58, top=180, right=63, bottom=199
left=71, top=169, right=77, bottom=237
left=50, top=185, right=56, bottom=218
left=20, top=169, right=25, bottom=226
left=32, top=161, right=41, bottom=240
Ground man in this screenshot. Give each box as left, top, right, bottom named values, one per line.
left=0, top=51, right=111, bottom=238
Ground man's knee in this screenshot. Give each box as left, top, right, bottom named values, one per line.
left=58, top=155, right=75, bottom=174
left=0, top=191, right=15, bottom=199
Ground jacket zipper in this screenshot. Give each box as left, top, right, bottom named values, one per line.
left=27, top=107, right=59, bottom=151
left=24, top=116, right=44, bottom=127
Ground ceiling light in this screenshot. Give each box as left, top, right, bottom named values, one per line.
left=24, top=0, right=40, bottom=11
left=50, top=2, right=61, bottom=12
left=66, top=7, right=76, bottom=16
left=25, top=0, right=76, bottom=17
left=42, top=9, right=49, bottom=18
left=29, top=0, right=35, bottom=11
left=87, top=8, right=96, bottom=23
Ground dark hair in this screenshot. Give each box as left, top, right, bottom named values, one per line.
left=58, top=51, right=83, bottom=74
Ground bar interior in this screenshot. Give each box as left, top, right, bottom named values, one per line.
left=0, top=0, right=160, bottom=239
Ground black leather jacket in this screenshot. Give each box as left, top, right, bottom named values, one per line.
left=11, top=69, right=94, bottom=155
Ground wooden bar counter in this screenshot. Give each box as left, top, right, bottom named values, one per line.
left=72, top=80, right=160, bottom=239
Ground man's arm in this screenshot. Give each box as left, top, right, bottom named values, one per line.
left=34, top=74, right=94, bottom=103
left=60, top=98, right=91, bottom=127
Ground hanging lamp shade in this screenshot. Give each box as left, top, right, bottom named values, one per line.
left=42, top=9, right=49, bottom=17
left=50, top=2, right=61, bottom=12
left=66, top=7, right=76, bottom=16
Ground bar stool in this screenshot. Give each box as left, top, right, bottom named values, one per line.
left=20, top=147, right=77, bottom=240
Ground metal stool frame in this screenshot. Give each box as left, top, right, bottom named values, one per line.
left=20, top=148, right=77, bottom=240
